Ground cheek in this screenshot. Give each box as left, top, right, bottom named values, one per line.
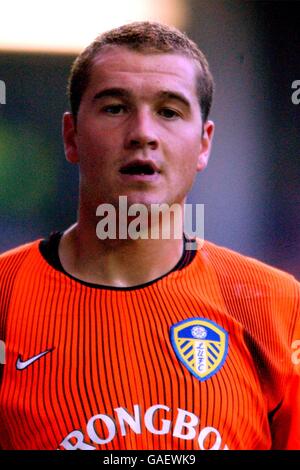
left=77, top=131, right=114, bottom=167
left=77, top=131, right=103, bottom=154
left=168, top=140, right=201, bottom=190
left=173, top=142, right=200, bottom=172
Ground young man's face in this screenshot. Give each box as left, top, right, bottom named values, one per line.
left=63, top=46, right=214, bottom=212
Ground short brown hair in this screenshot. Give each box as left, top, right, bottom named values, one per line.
left=68, top=21, right=214, bottom=123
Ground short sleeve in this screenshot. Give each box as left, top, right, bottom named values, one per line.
left=271, top=279, right=300, bottom=450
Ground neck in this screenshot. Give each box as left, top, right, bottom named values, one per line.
left=59, top=213, right=185, bottom=288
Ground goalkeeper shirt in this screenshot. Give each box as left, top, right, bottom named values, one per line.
left=0, top=234, right=299, bottom=450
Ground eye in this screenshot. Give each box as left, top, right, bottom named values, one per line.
left=158, top=108, right=181, bottom=119
left=102, top=104, right=127, bottom=115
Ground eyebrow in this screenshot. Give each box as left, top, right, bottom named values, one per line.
left=92, top=88, right=191, bottom=109
left=157, top=91, right=191, bottom=110
left=93, top=88, right=131, bottom=101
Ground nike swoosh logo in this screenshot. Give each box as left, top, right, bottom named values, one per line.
left=16, top=348, right=53, bottom=370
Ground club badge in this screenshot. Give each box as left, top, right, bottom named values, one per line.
left=170, top=318, right=228, bottom=381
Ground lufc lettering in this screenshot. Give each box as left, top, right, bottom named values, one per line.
left=195, top=341, right=206, bottom=373
left=59, top=404, right=229, bottom=450
left=103, top=454, right=196, bottom=466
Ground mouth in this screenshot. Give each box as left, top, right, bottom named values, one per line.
left=119, top=160, right=160, bottom=176
left=119, top=160, right=161, bottom=182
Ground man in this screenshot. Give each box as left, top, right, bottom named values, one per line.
left=0, top=21, right=299, bottom=450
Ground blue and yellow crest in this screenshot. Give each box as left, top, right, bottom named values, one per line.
left=170, top=318, right=228, bottom=381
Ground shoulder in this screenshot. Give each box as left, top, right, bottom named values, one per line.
left=196, top=239, right=300, bottom=320
left=200, top=238, right=299, bottom=292
left=0, top=240, right=40, bottom=262
left=0, top=240, right=42, bottom=283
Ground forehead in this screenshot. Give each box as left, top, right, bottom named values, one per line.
left=87, top=46, right=199, bottom=98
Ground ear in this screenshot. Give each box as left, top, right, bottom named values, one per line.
left=62, top=112, right=79, bottom=164
left=196, top=120, right=215, bottom=172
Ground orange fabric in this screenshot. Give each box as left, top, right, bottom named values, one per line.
left=0, top=239, right=299, bottom=450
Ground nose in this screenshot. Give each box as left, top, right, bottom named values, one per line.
left=124, top=108, right=158, bottom=150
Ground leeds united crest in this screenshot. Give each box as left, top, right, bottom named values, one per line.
left=170, top=318, right=228, bottom=381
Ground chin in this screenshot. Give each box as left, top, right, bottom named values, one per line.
left=127, top=197, right=167, bottom=209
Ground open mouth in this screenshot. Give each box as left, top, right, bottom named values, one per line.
left=120, top=161, right=159, bottom=176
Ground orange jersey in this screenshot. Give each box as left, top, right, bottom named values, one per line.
left=0, top=237, right=299, bottom=450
